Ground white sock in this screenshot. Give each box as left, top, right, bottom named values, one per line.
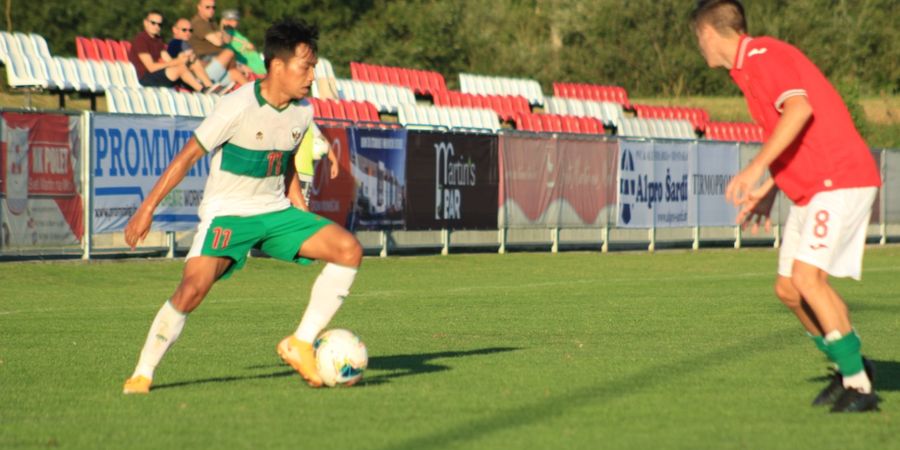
left=294, top=263, right=357, bottom=343
left=843, top=370, right=872, bottom=394
left=131, top=301, right=187, bottom=380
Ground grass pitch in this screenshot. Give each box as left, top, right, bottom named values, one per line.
left=2, top=247, right=899, bottom=449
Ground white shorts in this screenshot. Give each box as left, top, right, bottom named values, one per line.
left=778, top=187, right=877, bottom=280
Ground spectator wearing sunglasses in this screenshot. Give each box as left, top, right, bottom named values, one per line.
left=168, top=17, right=220, bottom=92
left=129, top=10, right=212, bottom=92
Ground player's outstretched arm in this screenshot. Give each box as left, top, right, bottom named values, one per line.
left=725, top=96, right=813, bottom=205
left=124, top=138, right=207, bottom=249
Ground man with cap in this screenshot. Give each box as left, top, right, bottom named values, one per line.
left=221, top=8, right=267, bottom=76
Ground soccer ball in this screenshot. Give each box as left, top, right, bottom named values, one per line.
left=314, top=329, right=368, bottom=387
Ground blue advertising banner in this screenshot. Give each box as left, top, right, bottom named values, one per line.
left=349, top=127, right=407, bottom=230
left=694, top=141, right=740, bottom=226
left=91, top=114, right=206, bottom=233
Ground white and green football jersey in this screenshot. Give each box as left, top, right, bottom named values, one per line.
left=193, top=80, right=313, bottom=218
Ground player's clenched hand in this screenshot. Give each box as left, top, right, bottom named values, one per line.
left=124, top=207, right=154, bottom=250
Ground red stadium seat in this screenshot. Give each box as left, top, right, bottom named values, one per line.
left=76, top=36, right=101, bottom=60
left=93, top=38, right=115, bottom=61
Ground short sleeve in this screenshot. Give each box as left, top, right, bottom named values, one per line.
left=193, top=96, right=245, bottom=152
left=745, top=43, right=807, bottom=113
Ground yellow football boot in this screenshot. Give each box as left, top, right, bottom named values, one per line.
left=277, top=335, right=323, bottom=388
left=123, top=375, right=152, bottom=394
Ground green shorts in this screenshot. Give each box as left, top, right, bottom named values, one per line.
left=189, top=208, right=333, bottom=279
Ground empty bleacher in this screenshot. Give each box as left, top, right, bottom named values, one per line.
left=432, top=90, right=530, bottom=122
left=543, top=96, right=625, bottom=129
left=632, top=104, right=710, bottom=132
left=459, top=73, right=544, bottom=107
left=397, top=104, right=501, bottom=132
left=617, top=117, right=696, bottom=139
left=513, top=112, right=605, bottom=135
left=350, top=61, right=446, bottom=97
left=704, top=121, right=765, bottom=143
left=333, top=79, right=415, bottom=114
left=553, top=82, right=630, bottom=108
left=308, top=97, right=381, bottom=123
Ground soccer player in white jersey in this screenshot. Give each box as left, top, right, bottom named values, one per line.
left=122, top=19, right=360, bottom=393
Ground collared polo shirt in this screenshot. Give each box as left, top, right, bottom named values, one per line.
left=193, top=80, right=313, bottom=218
left=729, top=35, right=880, bottom=205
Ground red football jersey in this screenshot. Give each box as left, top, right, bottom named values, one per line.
left=729, top=35, right=881, bottom=205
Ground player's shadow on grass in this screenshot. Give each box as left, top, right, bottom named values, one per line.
left=152, top=369, right=297, bottom=391
left=806, top=359, right=900, bottom=392
left=152, top=347, right=519, bottom=391
left=361, top=347, right=520, bottom=386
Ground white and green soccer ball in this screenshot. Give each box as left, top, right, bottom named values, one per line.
left=314, top=329, right=368, bottom=387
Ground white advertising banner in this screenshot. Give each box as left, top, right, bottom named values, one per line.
left=91, top=114, right=206, bottom=233
left=617, top=140, right=739, bottom=228
left=617, top=141, right=690, bottom=228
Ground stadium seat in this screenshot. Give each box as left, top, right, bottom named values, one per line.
left=0, top=32, right=44, bottom=88
left=88, top=60, right=112, bottom=91
left=76, top=36, right=101, bottom=60
left=73, top=59, right=100, bottom=92
left=704, top=121, right=764, bottom=143
left=544, top=96, right=624, bottom=129
left=350, top=62, right=447, bottom=97
left=119, top=40, right=132, bottom=60
left=93, top=38, right=115, bottom=61
left=154, top=87, right=177, bottom=115
left=553, top=82, right=631, bottom=108
left=459, top=73, right=544, bottom=106
left=140, top=88, right=163, bottom=115
left=104, top=87, right=131, bottom=113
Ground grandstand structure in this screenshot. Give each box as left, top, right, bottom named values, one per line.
left=0, top=30, right=766, bottom=143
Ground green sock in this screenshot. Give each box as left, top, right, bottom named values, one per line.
left=808, top=333, right=831, bottom=360
left=825, top=330, right=864, bottom=376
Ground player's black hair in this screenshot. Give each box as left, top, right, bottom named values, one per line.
left=691, top=0, right=747, bottom=34
left=263, top=18, right=319, bottom=71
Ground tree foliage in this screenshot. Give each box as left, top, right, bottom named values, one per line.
left=4, top=0, right=897, bottom=96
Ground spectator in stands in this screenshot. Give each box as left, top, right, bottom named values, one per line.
left=692, top=0, right=882, bottom=413
left=129, top=10, right=212, bottom=92
left=220, top=9, right=266, bottom=76
left=167, top=18, right=220, bottom=92
left=189, top=0, right=248, bottom=87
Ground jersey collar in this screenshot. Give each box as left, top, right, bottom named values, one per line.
left=732, top=34, right=753, bottom=71
left=254, top=79, right=304, bottom=112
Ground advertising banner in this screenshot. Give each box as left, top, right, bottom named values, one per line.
left=92, top=114, right=206, bottom=233
left=694, top=141, right=740, bottom=226
left=349, top=127, right=407, bottom=230
left=406, top=131, right=498, bottom=230
left=1, top=112, right=83, bottom=248
left=307, top=126, right=356, bottom=229
left=617, top=141, right=689, bottom=228
left=500, top=135, right=617, bottom=228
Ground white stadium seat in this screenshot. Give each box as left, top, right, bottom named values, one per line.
left=459, top=73, right=545, bottom=106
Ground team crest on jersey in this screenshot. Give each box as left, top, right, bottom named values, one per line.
left=256, top=131, right=264, bottom=141
left=291, top=127, right=303, bottom=141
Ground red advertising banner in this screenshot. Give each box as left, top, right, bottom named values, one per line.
left=1, top=112, right=83, bottom=247
left=500, top=134, right=618, bottom=228
left=308, top=126, right=356, bottom=229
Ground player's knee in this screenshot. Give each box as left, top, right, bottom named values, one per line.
left=774, top=279, right=801, bottom=308
left=336, top=235, right=363, bottom=267
left=171, top=277, right=212, bottom=312
left=790, top=265, right=821, bottom=295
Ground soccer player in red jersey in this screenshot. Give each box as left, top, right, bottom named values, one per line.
left=691, top=0, right=881, bottom=412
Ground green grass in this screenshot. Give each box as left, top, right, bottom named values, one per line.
left=2, top=248, right=900, bottom=449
